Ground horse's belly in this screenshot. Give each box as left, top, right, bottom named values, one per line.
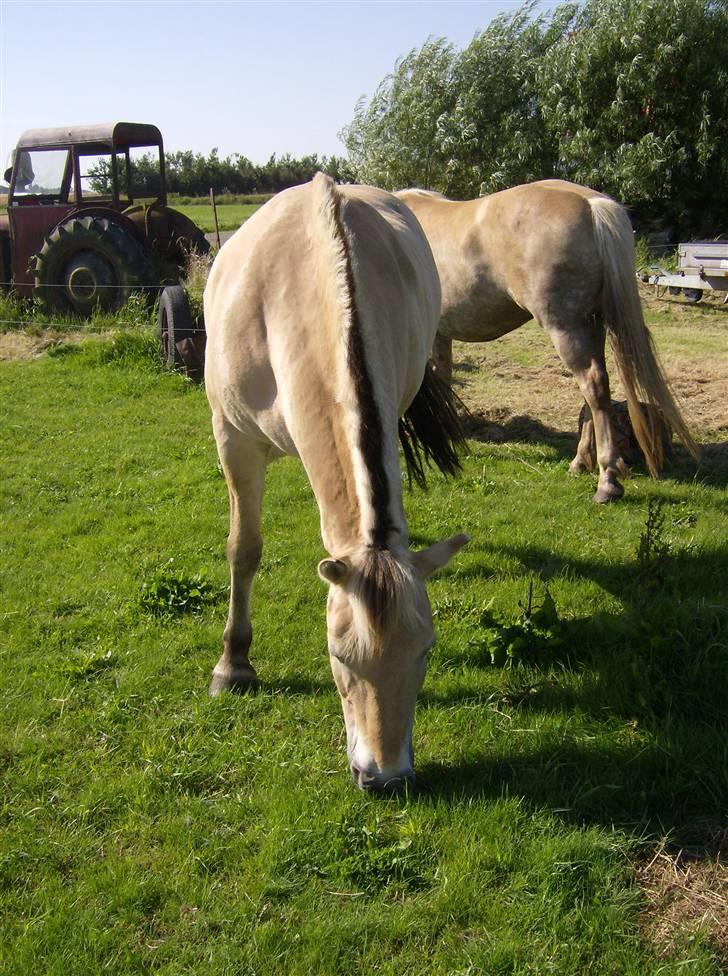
left=439, top=295, right=531, bottom=342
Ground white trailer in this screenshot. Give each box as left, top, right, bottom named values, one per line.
left=640, top=241, right=728, bottom=304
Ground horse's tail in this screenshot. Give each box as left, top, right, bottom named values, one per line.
left=398, top=362, right=468, bottom=489
left=588, top=196, right=699, bottom=475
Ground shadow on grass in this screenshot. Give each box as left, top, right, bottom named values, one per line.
left=463, top=410, right=577, bottom=464
left=415, top=536, right=728, bottom=853
left=453, top=535, right=728, bottom=599
left=414, top=739, right=727, bottom=857
left=461, top=407, right=728, bottom=491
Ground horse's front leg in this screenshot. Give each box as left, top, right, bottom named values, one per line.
left=570, top=407, right=596, bottom=474
left=431, top=334, right=454, bottom=384
left=210, top=417, right=268, bottom=694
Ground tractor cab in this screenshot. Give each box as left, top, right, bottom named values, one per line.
left=5, top=122, right=166, bottom=207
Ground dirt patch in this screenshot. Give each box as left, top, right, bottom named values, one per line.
left=454, top=291, right=728, bottom=444
left=0, top=330, right=87, bottom=361
left=638, top=841, right=728, bottom=965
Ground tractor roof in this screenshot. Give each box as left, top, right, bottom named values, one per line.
left=15, top=122, right=163, bottom=152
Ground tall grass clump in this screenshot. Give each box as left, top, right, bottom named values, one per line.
left=0, top=287, right=158, bottom=335
left=634, top=236, right=679, bottom=273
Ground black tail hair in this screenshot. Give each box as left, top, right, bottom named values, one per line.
left=398, top=361, right=469, bottom=489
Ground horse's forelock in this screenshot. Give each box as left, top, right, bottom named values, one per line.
left=345, top=547, right=425, bottom=655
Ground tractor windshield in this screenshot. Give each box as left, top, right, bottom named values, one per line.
left=10, top=148, right=71, bottom=199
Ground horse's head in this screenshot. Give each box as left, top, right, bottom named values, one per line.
left=318, top=533, right=469, bottom=793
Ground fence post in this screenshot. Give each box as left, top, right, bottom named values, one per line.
left=209, top=187, right=221, bottom=251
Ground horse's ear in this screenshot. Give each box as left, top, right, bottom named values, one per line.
left=411, top=533, right=470, bottom=580
left=318, top=558, right=350, bottom=586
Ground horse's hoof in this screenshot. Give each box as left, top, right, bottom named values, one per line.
left=569, top=460, right=590, bottom=476
left=209, top=664, right=258, bottom=696
left=593, top=483, right=624, bottom=504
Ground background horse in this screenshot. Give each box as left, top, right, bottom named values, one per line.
left=398, top=180, right=698, bottom=503
left=204, top=173, right=468, bottom=793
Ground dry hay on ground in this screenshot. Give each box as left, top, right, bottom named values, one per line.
left=0, top=330, right=97, bottom=361
left=638, top=838, right=727, bottom=966
left=454, top=287, right=728, bottom=445
left=0, top=331, right=54, bottom=361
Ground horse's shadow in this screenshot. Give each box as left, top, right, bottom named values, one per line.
left=414, top=538, right=728, bottom=854
left=462, top=409, right=578, bottom=464
left=413, top=744, right=726, bottom=857
left=458, top=405, right=728, bottom=491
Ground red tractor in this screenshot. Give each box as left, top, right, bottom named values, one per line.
left=0, top=122, right=209, bottom=320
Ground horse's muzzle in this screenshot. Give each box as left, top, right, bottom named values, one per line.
left=351, top=764, right=416, bottom=795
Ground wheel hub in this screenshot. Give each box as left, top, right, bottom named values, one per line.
left=64, top=251, right=114, bottom=306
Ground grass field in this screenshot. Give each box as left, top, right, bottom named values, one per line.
left=0, top=197, right=261, bottom=234
left=174, top=201, right=262, bottom=234
left=1, top=297, right=726, bottom=974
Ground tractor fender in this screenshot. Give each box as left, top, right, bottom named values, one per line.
left=45, top=206, right=146, bottom=248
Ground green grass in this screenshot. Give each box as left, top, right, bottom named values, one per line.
left=1, top=328, right=726, bottom=974
left=173, top=201, right=262, bottom=234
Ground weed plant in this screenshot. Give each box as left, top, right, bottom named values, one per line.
left=634, top=236, right=679, bottom=274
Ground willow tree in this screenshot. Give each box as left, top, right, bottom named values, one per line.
left=539, top=0, right=728, bottom=227
left=340, top=38, right=456, bottom=190
left=436, top=4, right=572, bottom=197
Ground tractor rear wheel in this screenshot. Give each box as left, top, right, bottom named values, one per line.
left=34, top=215, right=151, bottom=315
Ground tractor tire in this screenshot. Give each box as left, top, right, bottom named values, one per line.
left=125, top=204, right=210, bottom=282
left=158, top=284, right=194, bottom=369
left=33, top=215, right=151, bottom=316
left=683, top=288, right=703, bottom=304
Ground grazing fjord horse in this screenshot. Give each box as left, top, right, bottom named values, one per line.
left=204, top=174, right=468, bottom=792
left=398, top=181, right=698, bottom=503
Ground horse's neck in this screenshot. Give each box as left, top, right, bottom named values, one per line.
left=282, top=367, right=405, bottom=557
left=301, top=412, right=407, bottom=558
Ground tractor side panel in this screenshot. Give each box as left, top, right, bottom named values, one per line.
left=8, top=204, right=75, bottom=295
left=0, top=214, right=10, bottom=291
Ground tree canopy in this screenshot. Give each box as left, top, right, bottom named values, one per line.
left=340, top=0, right=728, bottom=233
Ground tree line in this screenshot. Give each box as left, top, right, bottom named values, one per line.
left=161, top=149, right=355, bottom=197
left=340, top=0, right=728, bottom=235
left=91, top=150, right=355, bottom=199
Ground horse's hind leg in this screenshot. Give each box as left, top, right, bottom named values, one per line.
left=544, top=318, right=625, bottom=503
left=210, top=414, right=268, bottom=694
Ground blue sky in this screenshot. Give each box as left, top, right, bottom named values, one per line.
left=1, top=0, right=545, bottom=166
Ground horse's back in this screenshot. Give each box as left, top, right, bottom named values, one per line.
left=204, top=176, right=440, bottom=451
left=336, top=184, right=441, bottom=402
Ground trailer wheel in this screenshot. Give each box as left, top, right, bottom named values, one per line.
left=683, top=288, right=703, bottom=304
left=34, top=215, right=150, bottom=315
left=668, top=286, right=682, bottom=296
left=158, top=285, right=194, bottom=368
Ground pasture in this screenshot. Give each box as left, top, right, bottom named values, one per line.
left=1, top=293, right=726, bottom=974
left=173, top=201, right=263, bottom=234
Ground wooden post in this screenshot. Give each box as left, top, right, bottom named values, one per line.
left=210, top=187, right=221, bottom=251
